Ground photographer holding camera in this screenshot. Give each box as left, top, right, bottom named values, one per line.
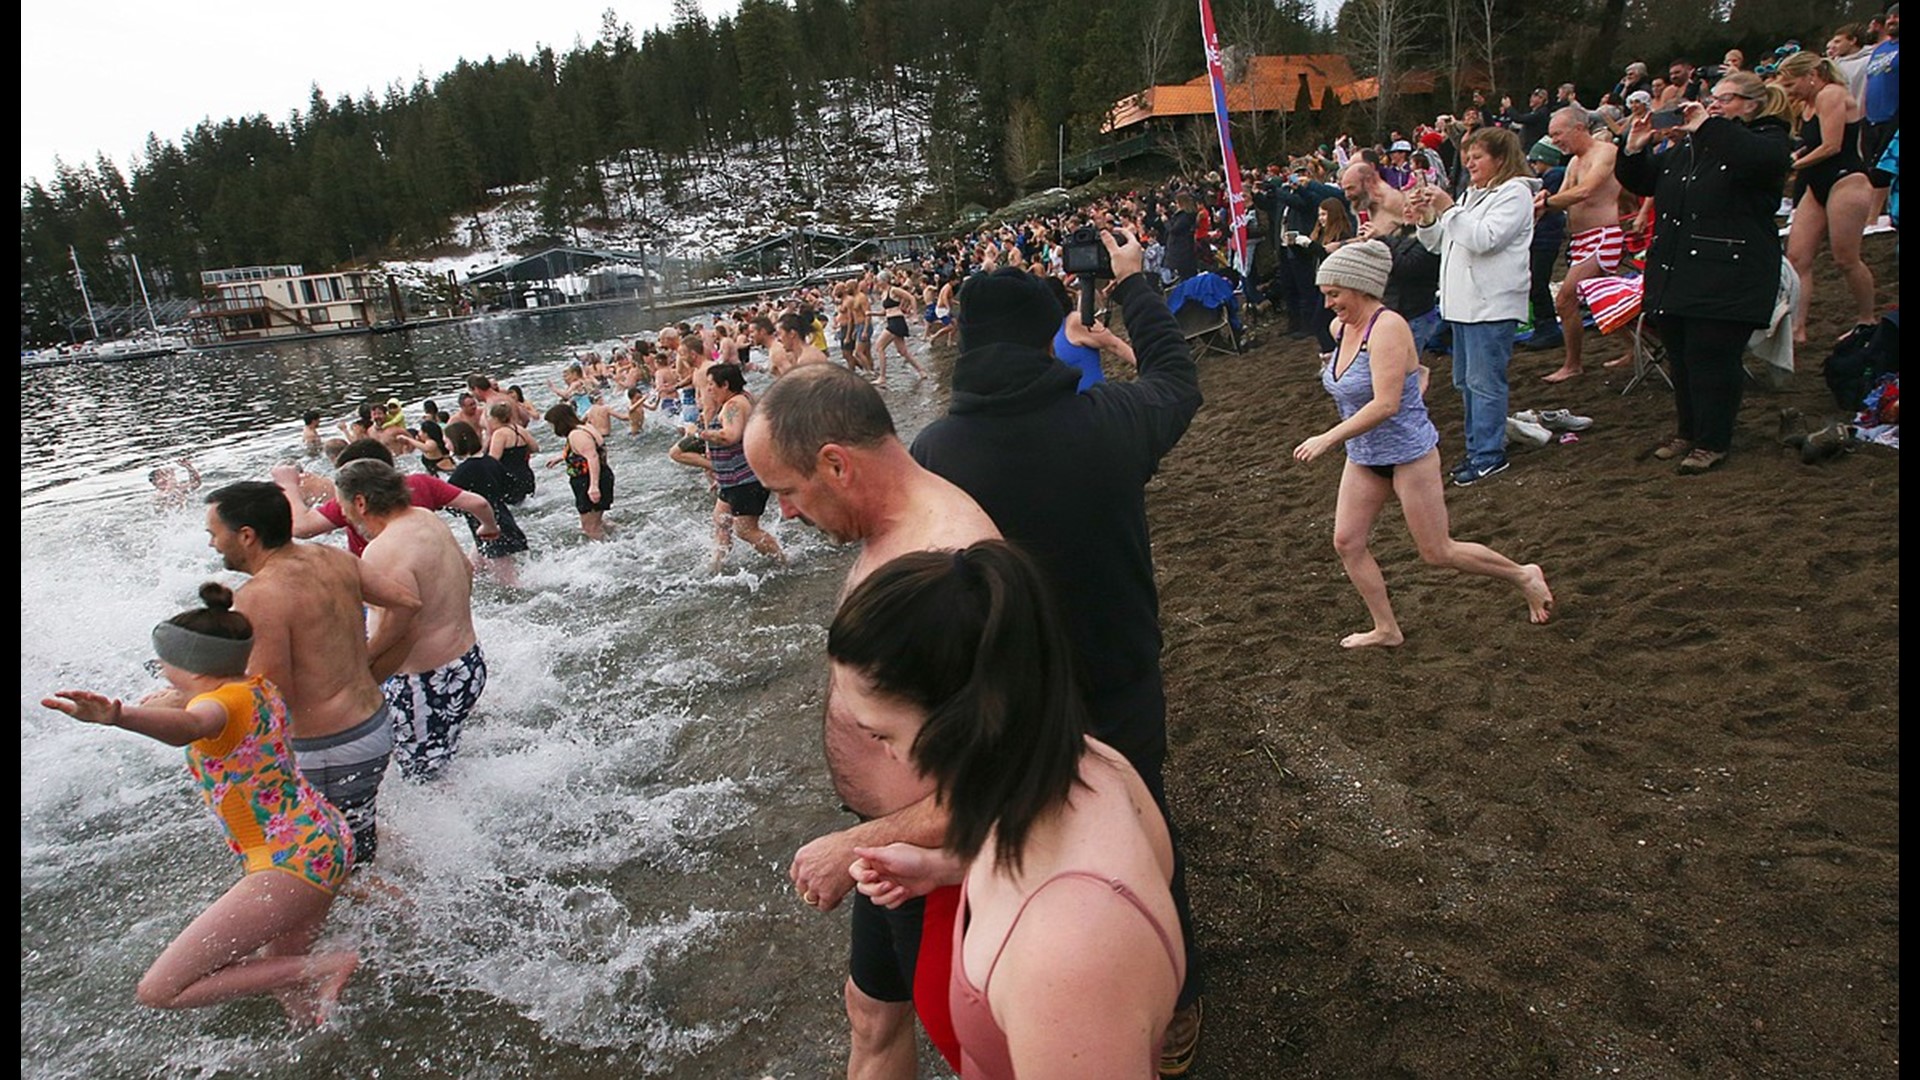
left=911, top=223, right=1207, bottom=1075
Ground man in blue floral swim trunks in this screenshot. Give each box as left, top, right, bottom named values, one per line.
left=334, top=460, right=487, bottom=781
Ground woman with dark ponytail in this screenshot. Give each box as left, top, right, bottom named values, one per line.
left=41, top=582, right=358, bottom=1026
left=836, top=541, right=1184, bottom=1079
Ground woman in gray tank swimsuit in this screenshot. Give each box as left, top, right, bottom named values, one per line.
left=1291, top=241, right=1555, bottom=648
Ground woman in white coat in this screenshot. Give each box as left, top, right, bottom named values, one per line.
left=1412, top=127, right=1536, bottom=486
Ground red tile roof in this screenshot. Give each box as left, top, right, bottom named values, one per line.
left=1103, top=54, right=1436, bottom=133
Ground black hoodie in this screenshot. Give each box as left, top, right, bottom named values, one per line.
left=910, top=273, right=1202, bottom=772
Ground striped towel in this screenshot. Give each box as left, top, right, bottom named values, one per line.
left=1574, top=276, right=1643, bottom=336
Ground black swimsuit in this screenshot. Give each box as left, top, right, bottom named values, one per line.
left=1794, top=111, right=1866, bottom=206
left=498, top=442, right=535, bottom=504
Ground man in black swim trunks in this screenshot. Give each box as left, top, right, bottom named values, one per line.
left=744, top=364, right=1000, bottom=1079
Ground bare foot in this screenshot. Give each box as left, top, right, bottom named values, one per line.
left=1341, top=628, right=1405, bottom=649
left=1541, top=366, right=1583, bottom=383
left=1602, top=353, right=1633, bottom=369
left=1520, top=563, right=1554, bottom=624
left=281, top=951, right=359, bottom=1028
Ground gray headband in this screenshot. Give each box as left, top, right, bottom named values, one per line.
left=151, top=622, right=253, bottom=678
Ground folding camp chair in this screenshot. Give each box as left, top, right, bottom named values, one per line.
left=1176, top=300, right=1241, bottom=358
left=1621, top=311, right=1672, bottom=395
left=1167, top=272, right=1243, bottom=359
left=1573, top=274, right=1671, bottom=395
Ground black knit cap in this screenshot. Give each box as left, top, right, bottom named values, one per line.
left=956, top=268, right=1061, bottom=352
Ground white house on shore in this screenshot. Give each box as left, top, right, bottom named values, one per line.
left=187, top=264, right=378, bottom=344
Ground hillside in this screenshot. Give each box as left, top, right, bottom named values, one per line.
left=385, top=79, right=943, bottom=292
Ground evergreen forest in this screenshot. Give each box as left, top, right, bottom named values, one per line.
left=20, top=0, right=1869, bottom=344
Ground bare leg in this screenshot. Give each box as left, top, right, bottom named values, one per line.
left=1544, top=256, right=1603, bottom=382
left=710, top=500, right=733, bottom=573
left=844, top=977, right=915, bottom=1080
left=135, top=871, right=353, bottom=1026
left=1824, top=175, right=1878, bottom=331
left=580, top=511, right=607, bottom=541
left=487, top=556, right=520, bottom=588
left=1393, top=453, right=1554, bottom=624
left=1331, top=460, right=1404, bottom=648
left=871, top=332, right=891, bottom=387
left=734, top=515, right=786, bottom=563
left=1785, top=192, right=1827, bottom=343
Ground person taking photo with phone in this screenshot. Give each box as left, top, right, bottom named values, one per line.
left=1615, top=71, right=1793, bottom=474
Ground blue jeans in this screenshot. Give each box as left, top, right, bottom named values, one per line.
left=1408, top=308, right=1443, bottom=355
left=1449, top=320, right=1516, bottom=469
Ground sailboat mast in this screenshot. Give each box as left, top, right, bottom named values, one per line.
left=132, top=253, right=160, bottom=332
left=69, top=246, right=101, bottom=340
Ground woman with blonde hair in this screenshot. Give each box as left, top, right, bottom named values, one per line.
left=1777, top=50, right=1878, bottom=343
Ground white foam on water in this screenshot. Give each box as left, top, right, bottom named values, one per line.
left=22, top=322, right=872, bottom=1079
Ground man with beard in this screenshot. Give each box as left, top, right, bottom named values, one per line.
left=200, top=480, right=420, bottom=863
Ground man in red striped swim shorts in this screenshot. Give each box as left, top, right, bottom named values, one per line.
left=1539, top=106, right=1625, bottom=383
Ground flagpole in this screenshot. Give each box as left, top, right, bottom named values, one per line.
left=1196, top=0, right=1250, bottom=275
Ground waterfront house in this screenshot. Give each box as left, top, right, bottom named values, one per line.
left=187, top=264, right=378, bottom=344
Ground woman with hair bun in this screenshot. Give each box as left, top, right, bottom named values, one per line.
left=40, top=583, right=358, bottom=1026
left=837, top=541, right=1183, bottom=1080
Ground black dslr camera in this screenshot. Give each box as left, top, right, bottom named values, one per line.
left=1061, top=226, right=1115, bottom=279
left=1060, top=226, right=1129, bottom=327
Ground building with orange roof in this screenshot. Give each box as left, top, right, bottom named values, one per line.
left=1103, top=54, right=1437, bottom=133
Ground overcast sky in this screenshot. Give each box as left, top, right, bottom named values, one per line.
left=18, top=0, right=733, bottom=187
left=21, top=0, right=1349, bottom=188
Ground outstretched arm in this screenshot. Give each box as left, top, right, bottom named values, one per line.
left=42, top=690, right=225, bottom=747
left=271, top=464, right=342, bottom=539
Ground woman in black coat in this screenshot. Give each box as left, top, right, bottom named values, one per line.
left=1615, top=69, right=1793, bottom=474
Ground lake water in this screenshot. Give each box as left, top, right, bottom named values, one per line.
left=18, top=306, right=952, bottom=1078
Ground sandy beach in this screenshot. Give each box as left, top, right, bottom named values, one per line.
left=1142, top=232, right=1899, bottom=1076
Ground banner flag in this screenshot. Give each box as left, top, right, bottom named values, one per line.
left=1196, top=0, right=1250, bottom=274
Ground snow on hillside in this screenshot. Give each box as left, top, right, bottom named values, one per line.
left=385, top=78, right=938, bottom=291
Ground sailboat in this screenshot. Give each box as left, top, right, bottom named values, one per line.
left=25, top=250, right=189, bottom=366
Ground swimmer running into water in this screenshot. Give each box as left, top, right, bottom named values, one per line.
left=41, top=582, right=359, bottom=1026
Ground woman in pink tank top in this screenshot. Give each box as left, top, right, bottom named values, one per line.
left=831, top=541, right=1185, bottom=1079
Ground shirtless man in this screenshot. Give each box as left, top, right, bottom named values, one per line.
left=1539, top=105, right=1625, bottom=383
left=301, top=411, right=325, bottom=456
left=750, top=315, right=792, bottom=377
left=775, top=312, right=831, bottom=370
left=842, top=283, right=875, bottom=376
left=201, top=480, right=421, bottom=863
left=332, top=460, right=485, bottom=782
left=1339, top=160, right=1410, bottom=232
left=743, top=363, right=998, bottom=1080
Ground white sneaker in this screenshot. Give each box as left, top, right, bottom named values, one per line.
left=1506, top=415, right=1552, bottom=447
left=1538, top=408, right=1593, bottom=432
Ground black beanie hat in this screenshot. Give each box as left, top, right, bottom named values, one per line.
left=957, top=268, right=1061, bottom=352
